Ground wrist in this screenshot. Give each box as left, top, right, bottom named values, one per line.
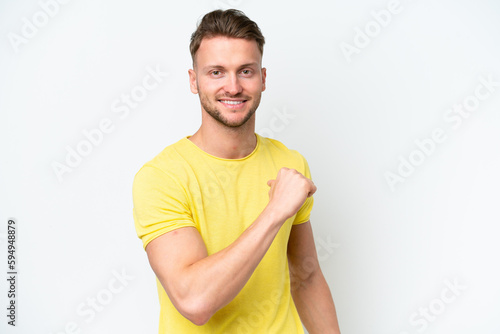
left=261, top=203, right=287, bottom=227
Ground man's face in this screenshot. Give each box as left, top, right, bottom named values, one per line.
left=189, top=36, right=266, bottom=128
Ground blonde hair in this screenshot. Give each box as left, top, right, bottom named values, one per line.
left=190, top=9, right=265, bottom=65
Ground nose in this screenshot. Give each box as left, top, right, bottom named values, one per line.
left=223, top=73, right=243, bottom=96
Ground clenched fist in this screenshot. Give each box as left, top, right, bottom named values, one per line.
left=266, top=167, right=317, bottom=223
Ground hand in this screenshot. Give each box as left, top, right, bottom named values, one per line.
left=266, top=167, right=317, bottom=222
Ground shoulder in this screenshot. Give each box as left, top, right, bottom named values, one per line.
left=133, top=137, right=192, bottom=187
left=259, top=134, right=307, bottom=159
left=257, top=134, right=311, bottom=174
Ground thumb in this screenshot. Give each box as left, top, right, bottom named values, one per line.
left=267, top=179, right=275, bottom=187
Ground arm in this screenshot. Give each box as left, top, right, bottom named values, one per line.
left=145, top=167, right=316, bottom=326
left=288, top=221, right=341, bottom=334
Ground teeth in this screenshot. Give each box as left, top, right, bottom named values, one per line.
left=221, top=100, right=244, bottom=105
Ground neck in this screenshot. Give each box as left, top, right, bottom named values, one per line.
left=188, top=116, right=257, bottom=160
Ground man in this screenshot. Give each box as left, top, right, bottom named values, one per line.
left=133, top=9, right=340, bottom=333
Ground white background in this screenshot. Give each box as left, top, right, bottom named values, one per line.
left=1, top=0, right=500, bottom=333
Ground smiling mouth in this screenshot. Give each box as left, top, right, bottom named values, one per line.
left=217, top=98, right=249, bottom=110
left=219, top=100, right=246, bottom=105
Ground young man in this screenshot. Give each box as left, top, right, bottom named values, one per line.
left=133, top=9, right=340, bottom=333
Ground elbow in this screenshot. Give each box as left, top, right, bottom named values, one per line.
left=186, top=310, right=212, bottom=327
left=165, top=278, right=216, bottom=326
left=176, top=296, right=214, bottom=326
left=191, top=315, right=211, bottom=326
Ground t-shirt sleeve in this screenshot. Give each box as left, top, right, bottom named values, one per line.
left=292, top=153, right=314, bottom=226
left=132, top=165, right=196, bottom=250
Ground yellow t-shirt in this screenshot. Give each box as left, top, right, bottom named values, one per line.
left=133, top=133, right=313, bottom=333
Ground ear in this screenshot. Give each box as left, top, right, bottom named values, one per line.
left=261, top=67, right=267, bottom=92
left=188, top=69, right=198, bottom=94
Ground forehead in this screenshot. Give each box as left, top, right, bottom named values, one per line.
left=195, top=36, right=262, bottom=68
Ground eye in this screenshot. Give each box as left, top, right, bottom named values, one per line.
left=241, top=69, right=251, bottom=75
left=211, top=70, right=221, bottom=76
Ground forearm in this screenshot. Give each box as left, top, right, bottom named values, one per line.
left=291, top=270, right=341, bottom=334
left=178, top=205, right=284, bottom=322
